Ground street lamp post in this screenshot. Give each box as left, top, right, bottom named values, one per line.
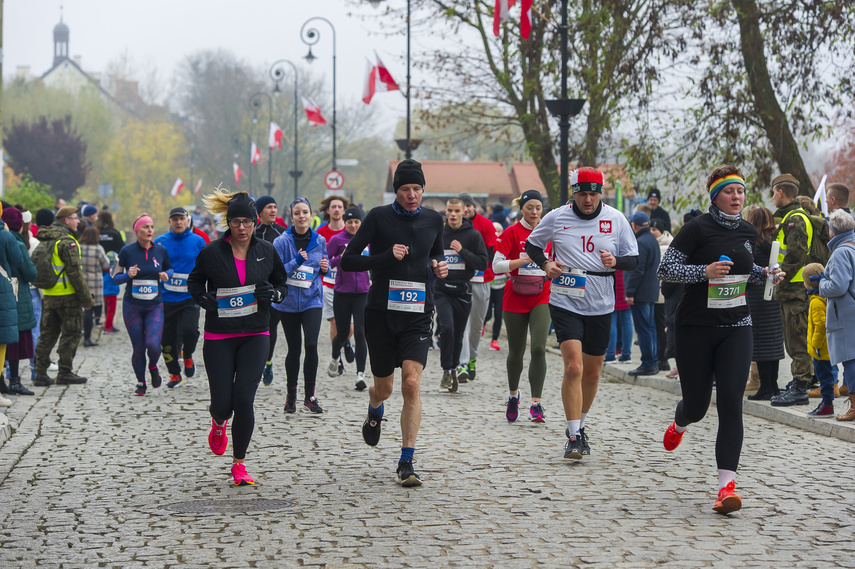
left=270, top=59, right=302, bottom=201
left=250, top=91, right=275, bottom=192
left=301, top=17, right=337, bottom=172
left=367, top=0, right=421, bottom=158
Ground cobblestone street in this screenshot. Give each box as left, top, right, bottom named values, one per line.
left=2, top=315, right=855, bottom=568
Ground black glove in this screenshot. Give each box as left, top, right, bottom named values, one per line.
left=254, top=282, right=276, bottom=303
left=198, top=292, right=218, bottom=311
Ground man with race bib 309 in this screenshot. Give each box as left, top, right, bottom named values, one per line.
left=525, top=167, right=638, bottom=460
left=340, top=159, right=448, bottom=486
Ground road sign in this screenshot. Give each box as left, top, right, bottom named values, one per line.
left=97, top=183, right=114, bottom=198
left=324, top=170, right=344, bottom=191
left=336, top=159, right=359, bottom=167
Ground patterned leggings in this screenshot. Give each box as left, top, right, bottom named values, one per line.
left=123, top=302, right=164, bottom=382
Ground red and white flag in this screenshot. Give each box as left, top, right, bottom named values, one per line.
left=493, top=0, right=515, bottom=36
left=520, top=0, right=533, bottom=39
left=363, top=53, right=400, bottom=105
left=302, top=96, right=327, bottom=127
left=363, top=58, right=377, bottom=105
left=250, top=141, right=262, bottom=165
left=233, top=162, right=241, bottom=186
left=269, top=122, right=284, bottom=150
left=374, top=51, right=399, bottom=91
left=170, top=178, right=184, bottom=197
left=194, top=178, right=203, bottom=195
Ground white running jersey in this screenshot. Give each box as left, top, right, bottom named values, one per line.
left=527, top=203, right=637, bottom=315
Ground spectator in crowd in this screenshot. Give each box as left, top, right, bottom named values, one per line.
left=827, top=183, right=853, bottom=218
left=491, top=202, right=510, bottom=229
left=647, top=188, right=672, bottom=230
left=649, top=217, right=673, bottom=371
left=81, top=204, right=98, bottom=228
left=78, top=227, right=109, bottom=347
left=624, top=211, right=661, bottom=376
left=803, top=262, right=835, bottom=417
left=1, top=206, right=36, bottom=397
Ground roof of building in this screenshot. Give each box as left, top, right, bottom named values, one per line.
left=387, top=160, right=517, bottom=198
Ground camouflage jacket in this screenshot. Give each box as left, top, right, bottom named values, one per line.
left=36, top=224, right=93, bottom=308
left=773, top=200, right=809, bottom=301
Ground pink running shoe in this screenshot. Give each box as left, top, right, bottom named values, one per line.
left=529, top=402, right=546, bottom=423
left=208, top=418, right=228, bottom=455
left=490, top=340, right=501, bottom=351
left=231, top=462, right=255, bottom=486
left=663, top=421, right=684, bottom=451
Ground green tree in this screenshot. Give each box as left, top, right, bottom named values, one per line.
left=1, top=176, right=55, bottom=212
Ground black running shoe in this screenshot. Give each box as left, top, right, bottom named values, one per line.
left=564, top=429, right=583, bottom=459
left=396, top=460, right=422, bottom=487
left=344, top=341, right=355, bottom=363
left=150, top=368, right=162, bottom=389
left=134, top=382, right=147, bottom=396
left=338, top=359, right=345, bottom=376
left=284, top=394, right=297, bottom=414
left=579, top=427, right=591, bottom=455
left=166, top=374, right=182, bottom=389
left=362, top=412, right=385, bottom=446
left=304, top=397, right=324, bottom=413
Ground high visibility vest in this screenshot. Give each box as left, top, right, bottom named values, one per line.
left=775, top=209, right=813, bottom=284
left=43, top=236, right=80, bottom=296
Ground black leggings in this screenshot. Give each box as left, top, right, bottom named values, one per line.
left=267, top=308, right=283, bottom=362
left=83, top=305, right=103, bottom=341
left=484, top=287, right=504, bottom=341
left=332, top=292, right=367, bottom=374
left=674, top=325, right=753, bottom=472
left=434, top=288, right=472, bottom=371
left=280, top=308, right=323, bottom=398
left=203, top=335, right=269, bottom=460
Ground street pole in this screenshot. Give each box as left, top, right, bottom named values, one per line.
left=271, top=59, right=302, bottom=201
left=301, top=17, right=337, bottom=172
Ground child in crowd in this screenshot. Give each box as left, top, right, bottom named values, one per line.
left=804, top=263, right=835, bottom=418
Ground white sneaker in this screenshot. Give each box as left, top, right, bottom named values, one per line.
left=48, top=362, right=59, bottom=372
left=0, top=395, right=12, bottom=407
left=355, top=372, right=367, bottom=391
left=327, top=358, right=339, bottom=378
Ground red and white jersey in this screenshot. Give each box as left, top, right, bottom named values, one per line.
left=527, top=203, right=637, bottom=315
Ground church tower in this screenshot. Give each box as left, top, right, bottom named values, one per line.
left=53, top=10, right=70, bottom=67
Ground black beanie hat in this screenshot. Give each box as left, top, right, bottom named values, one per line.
left=343, top=207, right=363, bottom=222
left=35, top=208, right=55, bottom=227
left=226, top=192, right=257, bottom=221
left=393, top=159, right=425, bottom=191
left=255, top=195, right=276, bottom=215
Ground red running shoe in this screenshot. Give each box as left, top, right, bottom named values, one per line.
left=713, top=481, right=742, bottom=514
left=231, top=462, right=255, bottom=486
left=208, top=418, right=228, bottom=455
left=663, top=421, right=684, bottom=451
left=489, top=340, right=501, bottom=351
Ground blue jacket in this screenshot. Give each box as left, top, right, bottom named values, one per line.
left=819, top=230, right=855, bottom=365
left=154, top=228, right=206, bottom=303
left=272, top=227, right=327, bottom=313
left=8, top=231, right=38, bottom=331
left=0, top=229, right=23, bottom=343
left=103, top=251, right=120, bottom=296
left=624, top=227, right=661, bottom=304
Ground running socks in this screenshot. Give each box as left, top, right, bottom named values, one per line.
left=399, top=447, right=414, bottom=465
left=718, top=469, right=736, bottom=489
left=368, top=402, right=384, bottom=419
left=580, top=412, right=587, bottom=429
left=675, top=424, right=688, bottom=433
left=566, top=419, right=581, bottom=435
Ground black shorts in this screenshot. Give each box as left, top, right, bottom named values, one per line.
left=549, top=304, right=611, bottom=356
left=364, top=309, right=434, bottom=377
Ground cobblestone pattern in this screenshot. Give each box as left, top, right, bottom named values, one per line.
left=1, top=315, right=855, bottom=568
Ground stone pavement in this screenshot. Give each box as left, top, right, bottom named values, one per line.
left=2, top=315, right=855, bottom=568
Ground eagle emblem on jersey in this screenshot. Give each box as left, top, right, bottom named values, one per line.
left=599, top=220, right=612, bottom=234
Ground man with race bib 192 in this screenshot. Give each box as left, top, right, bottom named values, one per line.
left=525, top=167, right=638, bottom=459
left=341, top=159, right=448, bottom=486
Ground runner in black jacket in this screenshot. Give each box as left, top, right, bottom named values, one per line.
left=340, top=159, right=447, bottom=486
left=188, top=190, right=288, bottom=487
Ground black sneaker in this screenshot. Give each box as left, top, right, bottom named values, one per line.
left=134, top=382, right=147, bottom=396
left=166, top=374, right=183, bottom=389
left=284, top=394, right=297, bottom=414
left=304, top=397, right=324, bottom=413
left=396, top=460, right=422, bottom=487
left=338, top=359, right=345, bottom=376
left=579, top=427, right=591, bottom=455
left=362, top=412, right=385, bottom=446
left=55, top=371, right=88, bottom=385
left=344, top=341, right=355, bottom=363
left=150, top=368, right=162, bottom=389
left=468, top=359, right=477, bottom=381
left=564, top=429, right=583, bottom=459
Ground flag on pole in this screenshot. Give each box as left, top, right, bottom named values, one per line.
left=493, top=0, right=515, bottom=36
left=233, top=162, right=242, bottom=186
left=814, top=174, right=829, bottom=217
left=194, top=178, right=203, bottom=196
left=250, top=141, right=262, bottom=165
left=302, top=96, right=327, bottom=126
left=374, top=51, right=399, bottom=91
left=362, top=58, right=377, bottom=105
left=269, top=122, right=284, bottom=150
left=614, top=180, right=623, bottom=213
left=170, top=178, right=184, bottom=197
left=520, top=0, right=533, bottom=39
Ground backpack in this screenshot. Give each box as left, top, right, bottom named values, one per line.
left=782, top=209, right=831, bottom=266
left=31, top=238, right=65, bottom=289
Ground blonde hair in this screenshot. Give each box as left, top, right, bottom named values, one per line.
left=202, top=184, right=243, bottom=229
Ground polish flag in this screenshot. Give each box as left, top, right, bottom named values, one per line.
left=814, top=174, right=829, bottom=217
left=233, top=162, right=241, bottom=186
left=269, top=122, right=284, bottom=150
left=302, top=96, right=327, bottom=127
left=374, top=51, right=399, bottom=91
left=493, top=0, right=515, bottom=36
left=363, top=58, right=377, bottom=104
left=194, top=178, right=203, bottom=195
left=520, top=0, right=533, bottom=39
left=170, top=178, right=184, bottom=197
left=250, top=141, right=263, bottom=165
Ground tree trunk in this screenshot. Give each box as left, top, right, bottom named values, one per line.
left=733, top=0, right=814, bottom=196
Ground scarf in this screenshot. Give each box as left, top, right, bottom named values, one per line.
left=392, top=200, right=422, bottom=219
left=708, top=204, right=741, bottom=230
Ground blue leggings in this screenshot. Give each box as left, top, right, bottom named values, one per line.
left=123, top=302, right=164, bottom=382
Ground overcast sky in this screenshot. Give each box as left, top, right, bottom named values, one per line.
left=4, top=0, right=415, bottom=134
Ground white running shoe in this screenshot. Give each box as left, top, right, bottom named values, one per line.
left=327, top=358, right=339, bottom=378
